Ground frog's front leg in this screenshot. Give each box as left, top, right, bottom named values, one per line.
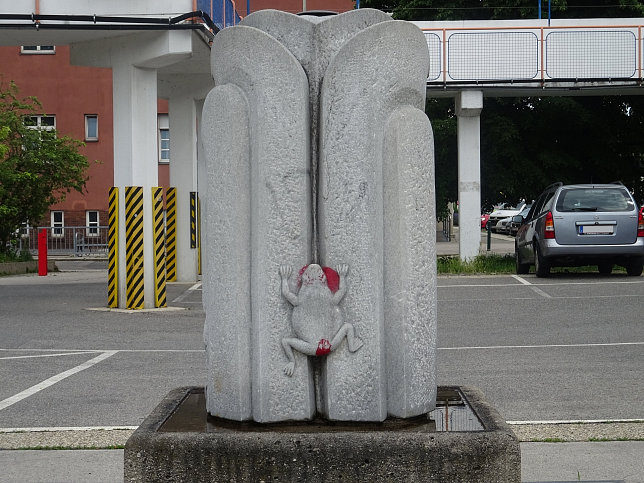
left=279, top=265, right=299, bottom=306
left=332, top=264, right=349, bottom=305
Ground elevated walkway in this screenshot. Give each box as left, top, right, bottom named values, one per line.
left=413, top=17, right=644, bottom=96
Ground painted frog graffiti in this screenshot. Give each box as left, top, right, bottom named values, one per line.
left=280, top=263, right=364, bottom=376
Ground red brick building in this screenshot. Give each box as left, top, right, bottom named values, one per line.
left=0, top=45, right=173, bottom=232
left=0, top=1, right=353, bottom=235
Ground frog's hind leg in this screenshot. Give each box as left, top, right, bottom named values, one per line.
left=281, top=338, right=317, bottom=376
left=282, top=338, right=318, bottom=358
left=330, top=323, right=363, bottom=353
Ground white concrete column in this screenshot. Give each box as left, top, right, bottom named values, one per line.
left=169, top=96, right=199, bottom=282
left=112, top=63, right=159, bottom=308
left=455, top=91, right=483, bottom=261
left=71, top=31, right=193, bottom=308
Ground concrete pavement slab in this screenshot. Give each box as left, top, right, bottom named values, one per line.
left=0, top=449, right=123, bottom=483
left=521, top=441, right=644, bottom=482
left=0, top=442, right=642, bottom=482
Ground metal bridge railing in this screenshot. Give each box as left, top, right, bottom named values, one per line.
left=419, top=22, right=644, bottom=86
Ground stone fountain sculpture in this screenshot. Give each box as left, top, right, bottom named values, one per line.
left=125, top=9, right=522, bottom=481
left=201, top=8, right=436, bottom=423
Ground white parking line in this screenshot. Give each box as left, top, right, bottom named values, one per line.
left=439, top=341, right=644, bottom=351
left=0, top=351, right=101, bottom=360
left=0, top=425, right=138, bottom=433
left=438, top=282, right=528, bottom=288
left=511, top=274, right=553, bottom=298
left=0, top=348, right=204, bottom=353
left=0, top=350, right=118, bottom=411
left=507, top=418, right=644, bottom=425
left=438, top=279, right=644, bottom=288
left=171, top=282, right=202, bottom=303
left=512, top=275, right=532, bottom=285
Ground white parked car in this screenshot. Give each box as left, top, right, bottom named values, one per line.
left=488, top=202, right=527, bottom=233
left=494, top=216, right=514, bottom=234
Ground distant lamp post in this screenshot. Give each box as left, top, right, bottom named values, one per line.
left=538, top=0, right=551, bottom=25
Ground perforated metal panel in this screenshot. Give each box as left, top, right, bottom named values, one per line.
left=447, top=31, right=538, bottom=81
left=545, top=30, right=636, bottom=79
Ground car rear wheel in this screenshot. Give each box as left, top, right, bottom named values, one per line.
left=626, top=262, right=643, bottom=277
left=534, top=244, right=550, bottom=278
left=598, top=263, right=613, bottom=275
left=515, top=243, right=530, bottom=275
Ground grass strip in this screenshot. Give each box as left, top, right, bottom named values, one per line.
left=437, top=254, right=629, bottom=275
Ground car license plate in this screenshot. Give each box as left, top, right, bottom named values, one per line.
left=579, top=225, right=614, bottom=235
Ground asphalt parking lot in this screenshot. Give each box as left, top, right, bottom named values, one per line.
left=0, top=258, right=642, bottom=482
left=437, top=272, right=644, bottom=422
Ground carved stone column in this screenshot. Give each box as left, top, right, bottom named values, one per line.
left=201, top=9, right=436, bottom=422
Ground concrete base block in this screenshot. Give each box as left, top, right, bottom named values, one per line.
left=124, top=386, right=520, bottom=482
left=0, top=261, right=57, bottom=275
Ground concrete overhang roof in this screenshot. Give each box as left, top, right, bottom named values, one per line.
left=0, top=13, right=215, bottom=97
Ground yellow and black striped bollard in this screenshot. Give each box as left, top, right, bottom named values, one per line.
left=152, top=187, right=167, bottom=308
left=197, top=195, right=202, bottom=275
left=107, top=187, right=119, bottom=308
left=190, top=191, right=197, bottom=249
left=125, top=186, right=144, bottom=309
left=165, top=187, right=177, bottom=282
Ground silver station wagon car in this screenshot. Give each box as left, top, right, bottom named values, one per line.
left=514, top=183, right=644, bottom=277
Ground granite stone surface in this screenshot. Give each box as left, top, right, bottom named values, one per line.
left=201, top=83, right=253, bottom=422
left=203, top=25, right=314, bottom=422
left=383, top=106, right=437, bottom=418
left=318, top=19, right=433, bottom=421
left=201, top=9, right=435, bottom=422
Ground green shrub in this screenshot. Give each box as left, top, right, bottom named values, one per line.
left=0, top=249, right=33, bottom=263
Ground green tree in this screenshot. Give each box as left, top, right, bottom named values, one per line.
left=426, top=97, right=458, bottom=217
left=479, top=91, right=644, bottom=208
left=0, top=80, right=89, bottom=253
left=362, top=0, right=644, bottom=21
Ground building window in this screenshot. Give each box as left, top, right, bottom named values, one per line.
left=86, top=211, right=99, bottom=236
left=158, top=114, right=169, bottom=163
left=25, top=115, right=56, bottom=131
left=85, top=115, right=98, bottom=141
left=51, top=211, right=64, bottom=237
left=21, top=45, right=55, bottom=54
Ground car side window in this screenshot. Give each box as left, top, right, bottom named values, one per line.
left=524, top=203, right=537, bottom=222
left=542, top=192, right=556, bottom=213
left=528, top=192, right=547, bottom=221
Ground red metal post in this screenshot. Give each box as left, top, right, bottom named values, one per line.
left=38, top=228, right=47, bottom=276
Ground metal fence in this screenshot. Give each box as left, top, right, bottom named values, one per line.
left=196, top=0, right=242, bottom=30
left=18, top=226, right=109, bottom=257
left=439, top=214, right=452, bottom=242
